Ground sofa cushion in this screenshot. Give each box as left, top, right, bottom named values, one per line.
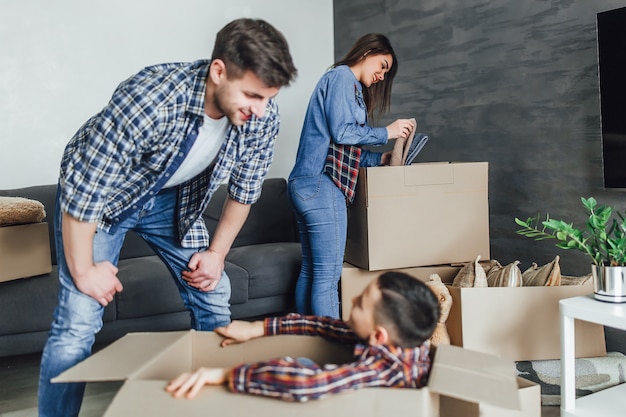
left=0, top=267, right=116, bottom=336
left=203, top=178, right=298, bottom=248
left=115, top=256, right=250, bottom=320
left=226, top=242, right=301, bottom=300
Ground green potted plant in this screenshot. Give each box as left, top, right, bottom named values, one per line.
left=515, top=197, right=626, bottom=302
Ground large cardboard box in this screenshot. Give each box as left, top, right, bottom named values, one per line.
left=345, top=162, right=490, bottom=271
left=54, top=330, right=538, bottom=417
left=0, top=222, right=51, bottom=282
left=340, top=262, right=461, bottom=320
left=441, top=377, right=540, bottom=417
left=447, top=284, right=607, bottom=361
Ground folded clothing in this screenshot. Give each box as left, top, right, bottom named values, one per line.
left=0, top=196, right=46, bottom=226
left=404, top=133, right=429, bottom=165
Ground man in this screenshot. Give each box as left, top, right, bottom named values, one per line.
left=38, top=18, right=297, bottom=417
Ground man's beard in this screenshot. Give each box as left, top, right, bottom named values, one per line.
left=212, top=87, right=245, bottom=126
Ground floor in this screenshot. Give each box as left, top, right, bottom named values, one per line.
left=0, top=351, right=121, bottom=417
left=0, top=351, right=560, bottom=417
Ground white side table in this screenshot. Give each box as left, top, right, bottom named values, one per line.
left=560, top=295, right=626, bottom=416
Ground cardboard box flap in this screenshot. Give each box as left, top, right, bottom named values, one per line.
left=428, top=344, right=520, bottom=410
left=104, top=379, right=436, bottom=417
left=52, top=331, right=190, bottom=383
left=404, top=163, right=454, bottom=186
left=191, top=333, right=354, bottom=369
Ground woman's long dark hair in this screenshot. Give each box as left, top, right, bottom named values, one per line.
left=333, top=33, right=397, bottom=121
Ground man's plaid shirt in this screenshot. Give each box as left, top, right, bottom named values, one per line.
left=227, top=314, right=432, bottom=402
left=59, top=60, right=279, bottom=248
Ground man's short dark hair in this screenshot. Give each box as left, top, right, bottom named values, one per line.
left=211, top=18, right=297, bottom=88
left=375, top=272, right=440, bottom=348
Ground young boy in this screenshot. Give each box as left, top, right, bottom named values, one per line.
left=166, top=271, right=440, bottom=402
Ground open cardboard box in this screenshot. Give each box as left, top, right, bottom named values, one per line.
left=447, top=284, right=606, bottom=361
left=0, top=222, right=51, bottom=282
left=54, top=330, right=538, bottom=417
left=341, top=262, right=461, bottom=320
left=344, top=162, right=490, bottom=271
left=341, top=263, right=605, bottom=362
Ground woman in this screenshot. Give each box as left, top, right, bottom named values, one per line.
left=288, top=33, right=415, bottom=318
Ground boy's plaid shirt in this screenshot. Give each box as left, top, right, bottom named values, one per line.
left=227, top=314, right=432, bottom=402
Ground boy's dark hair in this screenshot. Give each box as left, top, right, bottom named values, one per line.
left=333, top=33, right=398, bottom=120
left=375, top=272, right=440, bottom=348
left=211, top=18, right=298, bottom=88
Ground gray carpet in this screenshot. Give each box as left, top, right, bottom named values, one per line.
left=516, top=351, right=626, bottom=405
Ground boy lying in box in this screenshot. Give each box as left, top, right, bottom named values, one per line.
left=166, top=271, right=440, bottom=402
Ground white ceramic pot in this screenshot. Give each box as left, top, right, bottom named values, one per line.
left=591, top=265, right=626, bottom=303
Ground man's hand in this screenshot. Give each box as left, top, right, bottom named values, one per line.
left=166, top=367, right=229, bottom=399
left=72, top=261, right=123, bottom=307
left=181, top=249, right=225, bottom=292
left=61, top=212, right=123, bottom=306
left=215, top=320, right=265, bottom=347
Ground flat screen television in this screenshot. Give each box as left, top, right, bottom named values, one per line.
left=597, top=6, right=626, bottom=190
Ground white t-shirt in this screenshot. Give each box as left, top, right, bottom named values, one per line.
left=164, top=114, right=228, bottom=188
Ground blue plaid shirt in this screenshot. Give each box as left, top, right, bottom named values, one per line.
left=59, top=60, right=279, bottom=248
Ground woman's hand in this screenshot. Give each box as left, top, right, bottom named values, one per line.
left=386, top=119, right=416, bottom=140
left=215, top=320, right=265, bottom=347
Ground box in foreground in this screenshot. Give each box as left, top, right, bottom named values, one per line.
left=54, top=330, right=538, bottom=417
left=447, top=284, right=606, bottom=361
left=345, top=162, right=490, bottom=271
left=0, top=222, right=51, bottom=282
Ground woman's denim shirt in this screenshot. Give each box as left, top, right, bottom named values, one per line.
left=289, top=65, right=388, bottom=180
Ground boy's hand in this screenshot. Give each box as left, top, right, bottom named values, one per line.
left=166, top=367, right=228, bottom=399
left=215, top=320, right=264, bottom=347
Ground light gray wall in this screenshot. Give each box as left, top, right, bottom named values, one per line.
left=334, top=0, right=626, bottom=276
left=0, top=0, right=334, bottom=188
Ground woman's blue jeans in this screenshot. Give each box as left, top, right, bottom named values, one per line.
left=288, top=174, right=346, bottom=318
left=37, top=187, right=231, bottom=417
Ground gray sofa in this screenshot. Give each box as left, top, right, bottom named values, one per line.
left=0, top=178, right=301, bottom=357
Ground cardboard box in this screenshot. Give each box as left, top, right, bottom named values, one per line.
left=447, top=284, right=606, bottom=361
left=345, top=162, right=490, bottom=271
left=54, top=330, right=536, bottom=417
left=440, top=377, right=541, bottom=417
left=340, top=262, right=461, bottom=320
left=0, top=222, right=51, bottom=282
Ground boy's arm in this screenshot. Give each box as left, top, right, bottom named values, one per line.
left=215, top=314, right=362, bottom=347
left=228, top=351, right=419, bottom=401
left=264, top=313, right=361, bottom=345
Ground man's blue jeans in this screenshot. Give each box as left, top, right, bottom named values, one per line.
left=288, top=174, right=346, bottom=318
left=37, top=187, right=231, bottom=417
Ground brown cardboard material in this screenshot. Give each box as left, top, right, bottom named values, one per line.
left=340, top=262, right=461, bottom=320
left=447, top=284, right=606, bottom=361
left=0, top=222, right=51, bottom=282
left=440, top=377, right=541, bottom=417
left=54, top=331, right=534, bottom=417
left=344, top=162, right=490, bottom=271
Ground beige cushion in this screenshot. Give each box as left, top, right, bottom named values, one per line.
left=452, top=255, right=488, bottom=287
left=561, top=274, right=593, bottom=285
left=522, top=256, right=562, bottom=286
left=487, top=260, right=523, bottom=287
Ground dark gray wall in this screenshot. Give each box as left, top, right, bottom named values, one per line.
left=334, top=0, right=626, bottom=276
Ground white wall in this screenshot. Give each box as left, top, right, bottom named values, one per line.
left=0, top=0, right=334, bottom=189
